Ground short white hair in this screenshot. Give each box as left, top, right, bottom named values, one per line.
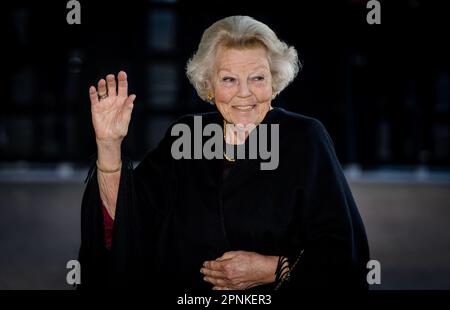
left=186, top=16, right=301, bottom=103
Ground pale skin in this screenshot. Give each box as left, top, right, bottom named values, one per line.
left=89, top=71, right=136, bottom=220
left=88, top=47, right=279, bottom=290
left=201, top=251, right=278, bottom=290
left=213, top=47, right=273, bottom=145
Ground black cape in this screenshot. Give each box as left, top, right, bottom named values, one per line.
left=79, top=107, right=370, bottom=291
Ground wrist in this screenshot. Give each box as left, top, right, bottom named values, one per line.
left=96, top=137, right=122, bottom=149
left=262, top=255, right=279, bottom=284
left=96, top=139, right=122, bottom=170
left=96, top=160, right=122, bottom=173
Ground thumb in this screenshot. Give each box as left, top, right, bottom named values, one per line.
left=216, top=251, right=237, bottom=261
left=125, top=94, right=136, bottom=109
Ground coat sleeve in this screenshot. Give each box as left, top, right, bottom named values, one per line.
left=78, top=126, right=177, bottom=289
left=278, top=119, right=370, bottom=290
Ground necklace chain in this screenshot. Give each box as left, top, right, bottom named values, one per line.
left=223, top=120, right=236, bottom=162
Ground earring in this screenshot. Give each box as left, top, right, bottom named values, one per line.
left=206, top=92, right=214, bottom=102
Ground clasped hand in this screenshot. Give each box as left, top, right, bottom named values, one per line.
left=201, top=251, right=278, bottom=290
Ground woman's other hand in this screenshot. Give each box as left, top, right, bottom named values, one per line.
left=201, top=251, right=278, bottom=290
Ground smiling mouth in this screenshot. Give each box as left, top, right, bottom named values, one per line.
left=232, top=105, right=255, bottom=111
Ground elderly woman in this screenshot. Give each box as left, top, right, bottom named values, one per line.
left=80, top=16, right=369, bottom=291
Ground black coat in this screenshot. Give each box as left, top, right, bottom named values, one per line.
left=79, top=107, right=370, bottom=292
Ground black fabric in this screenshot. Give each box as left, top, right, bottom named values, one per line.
left=79, top=107, right=370, bottom=291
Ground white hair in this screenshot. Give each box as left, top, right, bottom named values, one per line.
left=186, top=16, right=301, bottom=103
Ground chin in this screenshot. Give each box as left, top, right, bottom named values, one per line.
left=229, top=109, right=258, bottom=126
left=231, top=115, right=257, bottom=126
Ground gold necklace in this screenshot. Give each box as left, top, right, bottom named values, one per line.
left=223, top=107, right=273, bottom=162
left=223, top=120, right=236, bottom=162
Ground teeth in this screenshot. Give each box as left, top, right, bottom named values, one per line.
left=234, top=105, right=253, bottom=111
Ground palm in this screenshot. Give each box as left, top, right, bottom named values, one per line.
left=89, top=71, right=136, bottom=142
left=92, top=94, right=130, bottom=141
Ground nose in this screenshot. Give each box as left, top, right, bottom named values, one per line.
left=237, top=80, right=251, bottom=98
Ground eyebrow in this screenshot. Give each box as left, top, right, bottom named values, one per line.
left=217, top=65, right=269, bottom=73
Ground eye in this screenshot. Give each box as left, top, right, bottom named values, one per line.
left=222, top=76, right=236, bottom=83
left=251, top=76, right=265, bottom=81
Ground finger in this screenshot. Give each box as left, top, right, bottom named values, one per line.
left=203, top=276, right=227, bottom=287
left=106, top=74, right=117, bottom=97
left=200, top=267, right=225, bottom=279
left=216, top=251, right=238, bottom=261
left=212, top=286, right=231, bottom=291
left=117, top=71, right=128, bottom=97
left=203, top=260, right=226, bottom=272
left=124, top=94, right=136, bottom=110
left=89, top=86, right=99, bottom=105
left=97, top=79, right=107, bottom=98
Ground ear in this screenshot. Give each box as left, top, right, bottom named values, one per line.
left=206, top=91, right=215, bottom=102
left=272, top=86, right=277, bottom=99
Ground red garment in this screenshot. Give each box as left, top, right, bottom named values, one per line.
left=101, top=203, right=114, bottom=250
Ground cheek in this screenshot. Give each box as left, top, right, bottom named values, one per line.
left=214, top=89, right=234, bottom=118
left=253, top=85, right=273, bottom=101
left=215, top=87, right=236, bottom=104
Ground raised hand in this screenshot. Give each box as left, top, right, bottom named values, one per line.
left=89, top=71, right=136, bottom=144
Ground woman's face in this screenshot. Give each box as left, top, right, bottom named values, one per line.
left=212, top=47, right=273, bottom=126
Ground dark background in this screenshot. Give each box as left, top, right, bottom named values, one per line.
left=1, top=0, right=449, bottom=290
left=3, top=0, right=449, bottom=168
